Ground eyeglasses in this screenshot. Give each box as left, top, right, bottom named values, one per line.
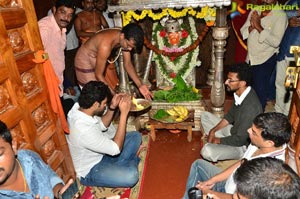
left=225, top=79, right=240, bottom=83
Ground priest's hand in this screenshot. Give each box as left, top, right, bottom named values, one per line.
left=139, top=84, right=153, bottom=100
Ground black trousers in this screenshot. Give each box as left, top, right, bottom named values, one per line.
left=60, top=97, right=74, bottom=118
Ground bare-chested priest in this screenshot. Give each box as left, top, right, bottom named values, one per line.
left=74, top=23, right=153, bottom=100
left=74, top=0, right=108, bottom=44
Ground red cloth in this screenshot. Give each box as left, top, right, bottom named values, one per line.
left=33, top=50, right=69, bottom=133
left=231, top=0, right=249, bottom=63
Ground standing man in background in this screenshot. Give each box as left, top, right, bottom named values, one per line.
left=95, top=0, right=115, bottom=28
left=38, top=0, right=76, bottom=116
left=74, top=0, right=108, bottom=44
left=48, top=2, right=82, bottom=101
left=240, top=0, right=288, bottom=110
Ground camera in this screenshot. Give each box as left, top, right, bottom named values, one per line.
left=188, top=187, right=213, bottom=199
left=188, top=187, right=202, bottom=199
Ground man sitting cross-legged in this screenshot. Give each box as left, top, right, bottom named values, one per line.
left=200, top=63, right=262, bottom=162
left=67, top=81, right=141, bottom=188
left=183, top=112, right=291, bottom=199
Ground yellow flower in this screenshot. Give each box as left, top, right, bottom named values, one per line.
left=192, top=87, right=199, bottom=94
left=121, top=7, right=216, bottom=26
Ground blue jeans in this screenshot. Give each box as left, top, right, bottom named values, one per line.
left=251, top=54, right=277, bottom=110
left=80, top=131, right=142, bottom=187
left=183, top=159, right=226, bottom=199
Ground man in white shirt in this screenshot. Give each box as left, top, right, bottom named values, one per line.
left=67, top=81, right=141, bottom=188
left=183, top=112, right=291, bottom=199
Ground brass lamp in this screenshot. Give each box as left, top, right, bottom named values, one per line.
left=285, top=46, right=300, bottom=89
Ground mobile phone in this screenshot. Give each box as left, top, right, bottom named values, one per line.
left=61, top=180, right=80, bottom=199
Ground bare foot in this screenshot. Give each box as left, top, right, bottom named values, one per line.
left=136, top=145, right=147, bottom=156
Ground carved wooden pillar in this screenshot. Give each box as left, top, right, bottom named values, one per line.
left=206, top=39, right=216, bottom=86
left=210, top=7, right=228, bottom=117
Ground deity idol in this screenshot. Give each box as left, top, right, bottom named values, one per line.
left=165, top=18, right=181, bottom=46
left=154, top=16, right=199, bottom=89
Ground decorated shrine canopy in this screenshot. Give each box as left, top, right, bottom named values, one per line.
left=108, top=0, right=231, bottom=12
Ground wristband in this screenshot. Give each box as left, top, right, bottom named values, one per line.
left=108, top=106, right=116, bottom=111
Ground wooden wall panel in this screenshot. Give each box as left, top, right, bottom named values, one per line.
left=0, top=0, right=75, bottom=182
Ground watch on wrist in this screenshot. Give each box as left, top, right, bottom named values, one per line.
left=108, top=106, right=116, bottom=111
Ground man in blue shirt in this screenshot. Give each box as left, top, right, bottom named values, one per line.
left=0, top=120, right=73, bottom=199
left=275, top=0, right=300, bottom=115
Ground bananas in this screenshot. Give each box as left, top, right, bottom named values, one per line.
left=166, top=106, right=189, bottom=122
left=192, top=86, right=199, bottom=94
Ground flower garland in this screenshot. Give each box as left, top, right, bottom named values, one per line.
left=144, top=26, right=209, bottom=57
left=121, top=6, right=216, bottom=26
left=151, top=17, right=201, bottom=83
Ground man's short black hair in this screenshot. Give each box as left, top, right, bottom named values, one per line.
left=55, top=0, right=76, bottom=10
left=253, top=112, right=291, bottom=147
left=234, top=157, right=300, bottom=199
left=228, top=63, right=252, bottom=86
left=121, top=23, right=144, bottom=54
left=0, top=120, right=12, bottom=145
left=78, top=81, right=112, bottom=109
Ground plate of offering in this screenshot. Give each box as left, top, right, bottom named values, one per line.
left=130, top=97, right=151, bottom=112
left=149, top=106, right=189, bottom=123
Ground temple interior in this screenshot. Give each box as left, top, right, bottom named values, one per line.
left=0, top=0, right=299, bottom=198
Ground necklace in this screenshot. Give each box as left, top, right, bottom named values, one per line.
left=17, top=159, right=27, bottom=192
left=94, top=28, right=122, bottom=64
left=107, top=48, right=122, bottom=64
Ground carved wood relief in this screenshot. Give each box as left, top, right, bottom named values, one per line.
left=0, top=0, right=81, bottom=182
left=8, top=29, right=29, bottom=55
left=0, top=0, right=18, bottom=8
left=21, top=71, right=39, bottom=95
left=32, top=103, right=49, bottom=132
left=10, top=123, right=26, bottom=148
left=41, top=138, right=55, bottom=159
left=0, top=84, right=12, bottom=114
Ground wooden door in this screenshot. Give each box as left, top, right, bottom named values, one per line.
left=287, top=71, right=300, bottom=175
left=0, top=0, right=75, bottom=182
